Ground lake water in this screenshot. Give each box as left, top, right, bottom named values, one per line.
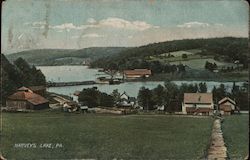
left=38, top=66, right=244, bottom=101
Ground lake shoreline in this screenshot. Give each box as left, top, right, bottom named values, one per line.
left=37, top=65, right=248, bottom=83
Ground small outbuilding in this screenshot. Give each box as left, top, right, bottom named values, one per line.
left=6, top=87, right=49, bottom=110
left=218, top=97, right=236, bottom=115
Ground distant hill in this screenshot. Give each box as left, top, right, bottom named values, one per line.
left=6, top=47, right=130, bottom=66
left=91, top=37, right=248, bottom=70
left=5, top=37, right=248, bottom=67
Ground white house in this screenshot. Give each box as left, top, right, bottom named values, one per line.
left=182, top=93, right=214, bottom=115
left=117, top=92, right=136, bottom=107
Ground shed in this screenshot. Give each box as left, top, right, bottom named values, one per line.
left=218, top=97, right=236, bottom=115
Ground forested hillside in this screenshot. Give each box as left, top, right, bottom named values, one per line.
left=91, top=37, right=248, bottom=70
left=0, top=54, right=46, bottom=105
left=6, top=47, right=129, bottom=66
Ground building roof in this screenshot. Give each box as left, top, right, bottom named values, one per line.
left=184, top=93, right=213, bottom=104
left=17, top=86, right=33, bottom=92
left=218, top=97, right=236, bottom=105
left=120, top=92, right=129, bottom=100
left=124, top=69, right=152, bottom=75
left=8, top=87, right=48, bottom=105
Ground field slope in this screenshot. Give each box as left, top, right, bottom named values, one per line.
left=1, top=113, right=213, bottom=159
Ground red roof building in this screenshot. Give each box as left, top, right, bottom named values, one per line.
left=6, top=87, right=49, bottom=110
left=123, top=69, right=152, bottom=79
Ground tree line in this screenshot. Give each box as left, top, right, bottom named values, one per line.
left=137, top=82, right=208, bottom=111
left=91, top=59, right=186, bottom=75
left=77, top=81, right=248, bottom=111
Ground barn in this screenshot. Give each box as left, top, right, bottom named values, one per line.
left=6, top=87, right=49, bottom=110
left=123, top=69, right=152, bottom=79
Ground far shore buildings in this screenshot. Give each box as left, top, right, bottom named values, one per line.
left=182, top=93, right=214, bottom=115
left=6, top=87, right=49, bottom=110
left=123, top=69, right=152, bottom=79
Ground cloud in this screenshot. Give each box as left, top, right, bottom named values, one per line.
left=25, top=21, right=88, bottom=31
left=26, top=17, right=159, bottom=32
left=96, top=17, right=159, bottom=31
left=177, top=22, right=210, bottom=28
left=49, top=23, right=88, bottom=32
left=71, top=33, right=104, bottom=39
left=177, top=21, right=223, bottom=28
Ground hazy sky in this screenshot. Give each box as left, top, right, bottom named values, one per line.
left=2, top=0, right=249, bottom=53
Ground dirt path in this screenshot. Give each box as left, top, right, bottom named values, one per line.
left=207, top=119, right=228, bottom=159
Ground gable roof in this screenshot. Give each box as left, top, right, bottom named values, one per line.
left=120, top=92, right=129, bottom=99
left=8, top=87, right=48, bottom=105
left=17, top=86, right=33, bottom=92
left=218, top=97, right=236, bottom=105
left=184, top=93, right=213, bottom=104
left=124, top=69, right=151, bottom=75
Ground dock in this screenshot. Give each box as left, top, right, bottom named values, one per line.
left=47, top=81, right=96, bottom=87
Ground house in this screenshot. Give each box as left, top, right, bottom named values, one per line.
left=123, top=69, right=152, bottom=79
left=117, top=92, right=136, bottom=107
left=6, top=87, right=49, bottom=110
left=218, top=97, right=237, bottom=115
left=182, top=93, right=214, bottom=115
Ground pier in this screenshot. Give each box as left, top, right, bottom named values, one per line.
left=47, top=81, right=96, bottom=87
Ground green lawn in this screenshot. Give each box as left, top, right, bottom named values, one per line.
left=1, top=112, right=213, bottom=159
left=222, top=115, right=249, bottom=159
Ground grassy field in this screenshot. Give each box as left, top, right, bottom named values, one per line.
left=1, top=112, right=213, bottom=159
left=222, top=115, right=249, bottom=159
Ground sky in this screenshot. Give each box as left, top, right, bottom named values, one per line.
left=1, top=0, right=249, bottom=53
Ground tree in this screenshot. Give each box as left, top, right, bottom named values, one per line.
left=111, top=89, right=121, bottom=103
left=182, top=54, right=188, bottom=59
left=205, top=61, right=217, bottom=72
left=78, top=87, right=115, bottom=108
left=106, top=62, right=118, bottom=79
left=78, top=88, right=100, bottom=107
left=152, top=84, right=165, bottom=106
left=231, top=82, right=239, bottom=96
left=137, top=87, right=155, bottom=111
left=198, top=82, right=207, bottom=93
left=14, top=57, right=31, bottom=73
left=99, top=93, right=114, bottom=107
left=212, top=84, right=226, bottom=102
left=164, top=82, right=179, bottom=107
